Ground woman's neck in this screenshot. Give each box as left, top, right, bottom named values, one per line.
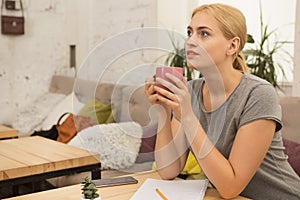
left=201, top=66, right=243, bottom=111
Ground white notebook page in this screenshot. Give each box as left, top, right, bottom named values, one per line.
left=130, top=178, right=209, bottom=200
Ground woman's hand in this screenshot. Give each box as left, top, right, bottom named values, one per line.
left=146, top=75, right=190, bottom=179
left=144, top=76, right=158, bottom=105
left=144, top=76, right=172, bottom=116
left=154, top=73, right=194, bottom=122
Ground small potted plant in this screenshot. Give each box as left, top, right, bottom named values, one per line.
left=80, top=176, right=100, bottom=200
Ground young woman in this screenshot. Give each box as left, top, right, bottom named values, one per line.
left=145, top=3, right=300, bottom=200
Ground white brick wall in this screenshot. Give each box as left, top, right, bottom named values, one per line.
left=0, top=0, right=68, bottom=124
left=0, top=0, right=158, bottom=125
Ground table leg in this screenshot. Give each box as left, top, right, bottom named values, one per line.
left=12, top=185, right=19, bottom=196
left=32, top=182, right=41, bottom=192
left=92, top=167, right=101, bottom=179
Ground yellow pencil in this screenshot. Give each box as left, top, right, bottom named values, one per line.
left=155, top=188, right=168, bottom=200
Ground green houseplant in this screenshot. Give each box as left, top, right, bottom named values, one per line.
left=81, top=176, right=100, bottom=200
left=243, top=1, right=293, bottom=89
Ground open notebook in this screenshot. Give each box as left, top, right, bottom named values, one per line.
left=130, top=178, right=209, bottom=200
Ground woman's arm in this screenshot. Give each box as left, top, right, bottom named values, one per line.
left=184, top=114, right=275, bottom=199
left=145, top=77, right=189, bottom=180
left=155, top=116, right=189, bottom=180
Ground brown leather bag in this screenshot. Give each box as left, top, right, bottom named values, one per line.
left=56, top=112, right=96, bottom=144
left=56, top=112, right=77, bottom=144
left=1, top=0, right=25, bottom=35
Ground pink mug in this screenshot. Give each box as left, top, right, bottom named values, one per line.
left=155, top=66, right=184, bottom=92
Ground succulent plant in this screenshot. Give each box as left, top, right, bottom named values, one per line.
left=81, top=176, right=100, bottom=200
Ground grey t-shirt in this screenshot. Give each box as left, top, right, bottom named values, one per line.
left=188, top=73, right=300, bottom=200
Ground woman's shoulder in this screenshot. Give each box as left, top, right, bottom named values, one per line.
left=187, top=73, right=277, bottom=98
left=242, top=73, right=272, bottom=87
left=188, top=73, right=274, bottom=91
left=240, top=73, right=276, bottom=94
left=239, top=73, right=279, bottom=108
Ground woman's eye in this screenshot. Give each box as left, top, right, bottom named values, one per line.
left=200, top=31, right=209, bottom=37
left=187, top=30, right=192, bottom=37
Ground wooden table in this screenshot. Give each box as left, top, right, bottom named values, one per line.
left=5, top=171, right=249, bottom=200
left=0, top=125, right=18, bottom=139
left=0, top=136, right=101, bottom=197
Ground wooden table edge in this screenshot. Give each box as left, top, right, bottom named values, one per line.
left=3, top=170, right=250, bottom=200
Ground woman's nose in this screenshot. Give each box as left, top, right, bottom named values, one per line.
left=186, top=37, right=198, bottom=47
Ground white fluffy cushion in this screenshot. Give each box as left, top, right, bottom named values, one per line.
left=68, top=122, right=142, bottom=170
left=41, top=93, right=84, bottom=130
left=12, top=92, right=66, bottom=137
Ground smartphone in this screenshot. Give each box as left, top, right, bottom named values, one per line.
left=93, top=176, right=138, bottom=187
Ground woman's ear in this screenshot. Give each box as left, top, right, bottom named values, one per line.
left=227, top=37, right=240, bottom=56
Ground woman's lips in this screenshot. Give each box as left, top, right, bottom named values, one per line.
left=186, top=50, right=199, bottom=58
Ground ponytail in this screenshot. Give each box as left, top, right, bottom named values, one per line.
left=233, top=52, right=249, bottom=72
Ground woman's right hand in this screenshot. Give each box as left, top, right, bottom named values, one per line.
left=144, top=76, right=158, bottom=105
left=145, top=76, right=172, bottom=118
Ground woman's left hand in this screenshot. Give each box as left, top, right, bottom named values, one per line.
left=154, top=73, right=194, bottom=122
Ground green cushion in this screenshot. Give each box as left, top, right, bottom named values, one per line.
left=79, top=99, right=115, bottom=124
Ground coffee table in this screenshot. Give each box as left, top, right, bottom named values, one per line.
left=0, top=125, right=18, bottom=140
left=0, top=136, right=101, bottom=198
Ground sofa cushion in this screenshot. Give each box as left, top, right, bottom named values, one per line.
left=181, top=151, right=202, bottom=175
left=280, top=96, right=300, bottom=144
left=135, top=123, right=157, bottom=163
left=119, top=85, right=152, bottom=126
left=49, top=75, right=123, bottom=104
left=49, top=76, right=150, bottom=127
left=74, top=80, right=122, bottom=104
left=68, top=122, right=143, bottom=170
left=79, top=99, right=115, bottom=124
left=12, top=92, right=66, bottom=136
left=49, top=75, right=75, bottom=95
left=41, top=93, right=86, bottom=130
left=283, top=138, right=300, bottom=176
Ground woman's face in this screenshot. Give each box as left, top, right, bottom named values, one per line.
left=186, top=11, right=230, bottom=70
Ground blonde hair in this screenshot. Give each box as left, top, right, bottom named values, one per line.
left=192, top=4, right=249, bottom=72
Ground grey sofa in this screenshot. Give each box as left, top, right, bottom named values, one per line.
left=49, top=75, right=153, bottom=127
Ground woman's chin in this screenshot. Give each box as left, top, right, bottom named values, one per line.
left=187, top=61, right=195, bottom=69
left=187, top=60, right=202, bottom=70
